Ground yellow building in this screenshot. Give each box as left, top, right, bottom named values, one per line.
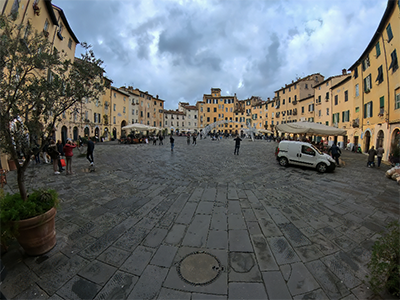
left=348, top=0, right=399, bottom=159
left=110, top=87, right=129, bottom=139
left=269, top=74, right=324, bottom=135
left=198, top=88, right=238, bottom=134
left=329, top=75, right=353, bottom=147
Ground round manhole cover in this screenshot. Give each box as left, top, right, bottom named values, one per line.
left=177, top=252, right=222, bottom=285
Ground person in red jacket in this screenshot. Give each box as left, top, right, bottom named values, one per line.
left=63, top=138, right=77, bottom=175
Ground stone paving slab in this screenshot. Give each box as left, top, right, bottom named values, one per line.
left=1, top=137, right=399, bottom=299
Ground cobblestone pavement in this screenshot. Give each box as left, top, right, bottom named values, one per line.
left=1, top=137, right=399, bottom=300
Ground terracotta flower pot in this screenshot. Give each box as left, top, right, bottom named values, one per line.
left=14, top=207, right=57, bottom=256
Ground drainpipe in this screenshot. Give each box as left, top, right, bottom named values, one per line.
left=380, top=33, right=391, bottom=161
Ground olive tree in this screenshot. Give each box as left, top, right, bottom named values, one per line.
left=0, top=15, right=105, bottom=200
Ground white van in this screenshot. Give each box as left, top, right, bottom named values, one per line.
left=276, top=141, right=336, bottom=173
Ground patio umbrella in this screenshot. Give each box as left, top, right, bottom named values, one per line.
left=122, top=123, right=151, bottom=131
left=276, top=121, right=346, bottom=136
left=257, top=129, right=273, bottom=134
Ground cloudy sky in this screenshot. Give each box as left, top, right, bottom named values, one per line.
left=55, top=0, right=387, bottom=109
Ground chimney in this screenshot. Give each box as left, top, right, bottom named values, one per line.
left=156, top=95, right=158, bottom=99
left=342, top=69, right=347, bottom=75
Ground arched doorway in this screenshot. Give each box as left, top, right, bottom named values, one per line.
left=73, top=127, right=78, bottom=141
left=61, top=126, right=68, bottom=144
left=113, top=127, right=117, bottom=139
left=364, top=130, right=371, bottom=153
left=84, top=127, right=90, bottom=137
left=376, top=130, right=384, bottom=148
left=121, top=121, right=127, bottom=138
left=94, top=127, right=100, bottom=139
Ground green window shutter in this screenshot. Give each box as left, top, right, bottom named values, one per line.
left=364, top=104, right=367, bottom=118
left=380, top=96, right=384, bottom=108
left=342, top=111, right=345, bottom=122
left=370, top=101, right=373, bottom=117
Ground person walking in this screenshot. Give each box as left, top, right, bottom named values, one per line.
left=234, top=135, right=242, bottom=155
left=192, top=133, right=197, bottom=145
left=87, top=136, right=95, bottom=166
left=187, top=133, right=191, bottom=145
left=170, top=135, right=175, bottom=152
left=376, top=145, right=384, bottom=168
left=328, top=142, right=341, bottom=166
left=63, top=138, right=77, bottom=175
left=367, top=146, right=377, bottom=167
left=159, top=134, right=164, bottom=145
left=42, top=140, right=50, bottom=164
left=56, top=140, right=65, bottom=172
left=48, top=140, right=60, bottom=175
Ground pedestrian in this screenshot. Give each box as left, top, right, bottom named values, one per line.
left=47, top=140, right=60, bottom=175
left=159, top=134, right=164, bottom=145
left=192, top=133, right=197, bottom=145
left=87, top=136, right=95, bottom=166
left=56, top=140, right=65, bottom=172
left=33, top=140, right=40, bottom=164
left=328, top=142, right=341, bottom=166
left=376, top=145, right=384, bottom=168
left=153, top=135, right=157, bottom=145
left=187, top=133, right=191, bottom=145
left=170, top=135, right=174, bottom=151
left=367, top=146, right=377, bottom=167
left=234, top=135, right=242, bottom=155
left=63, top=138, right=77, bottom=175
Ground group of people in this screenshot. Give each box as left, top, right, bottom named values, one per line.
left=42, top=137, right=95, bottom=175
left=367, top=145, right=385, bottom=168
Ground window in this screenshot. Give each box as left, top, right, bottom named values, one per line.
left=214, top=108, right=217, bottom=112
left=332, top=113, right=340, bottom=125
left=318, top=95, right=321, bottom=103
left=10, top=0, right=20, bottom=20
left=364, top=101, right=373, bottom=118
left=301, top=106, right=304, bottom=114
left=207, top=117, right=210, bottom=122
left=362, top=56, right=370, bottom=71
left=344, top=90, right=348, bottom=102
left=282, top=99, right=285, bottom=105
left=334, top=95, right=338, bottom=105
left=355, top=84, right=359, bottom=97
left=318, top=110, right=321, bottom=117
left=113, top=116, right=116, bottom=124
left=389, top=49, right=398, bottom=72
left=207, top=107, right=210, bottom=112
left=289, top=97, right=291, bottom=103
left=305, top=84, right=308, bottom=89
left=364, top=74, right=372, bottom=92
left=376, top=65, right=383, bottom=84
left=342, top=110, right=350, bottom=122
left=379, top=96, right=384, bottom=115
left=395, top=93, right=400, bottom=109
left=354, top=67, right=358, bottom=79
left=326, top=108, right=329, bottom=116
left=325, top=92, right=329, bottom=100
left=123, top=107, right=126, bottom=113
left=386, top=23, right=393, bottom=41
left=302, top=146, right=315, bottom=156
left=114, top=93, right=116, bottom=98
left=113, top=104, right=116, bottom=111
left=375, top=42, right=381, bottom=57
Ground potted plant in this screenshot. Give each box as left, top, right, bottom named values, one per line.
left=367, top=221, right=399, bottom=297
left=0, top=15, right=104, bottom=255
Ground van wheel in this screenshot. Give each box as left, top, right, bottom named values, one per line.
left=278, top=157, right=288, bottom=167
left=316, top=163, right=327, bottom=173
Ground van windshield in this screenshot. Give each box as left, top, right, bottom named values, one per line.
left=310, top=144, right=323, bottom=155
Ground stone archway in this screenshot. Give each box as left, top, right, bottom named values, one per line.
left=121, top=120, right=127, bottom=137
left=73, top=127, right=79, bottom=141
left=61, top=126, right=68, bottom=144
left=364, top=130, right=371, bottom=153
left=376, top=130, right=384, bottom=148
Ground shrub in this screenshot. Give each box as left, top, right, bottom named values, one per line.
left=367, top=221, right=400, bottom=297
